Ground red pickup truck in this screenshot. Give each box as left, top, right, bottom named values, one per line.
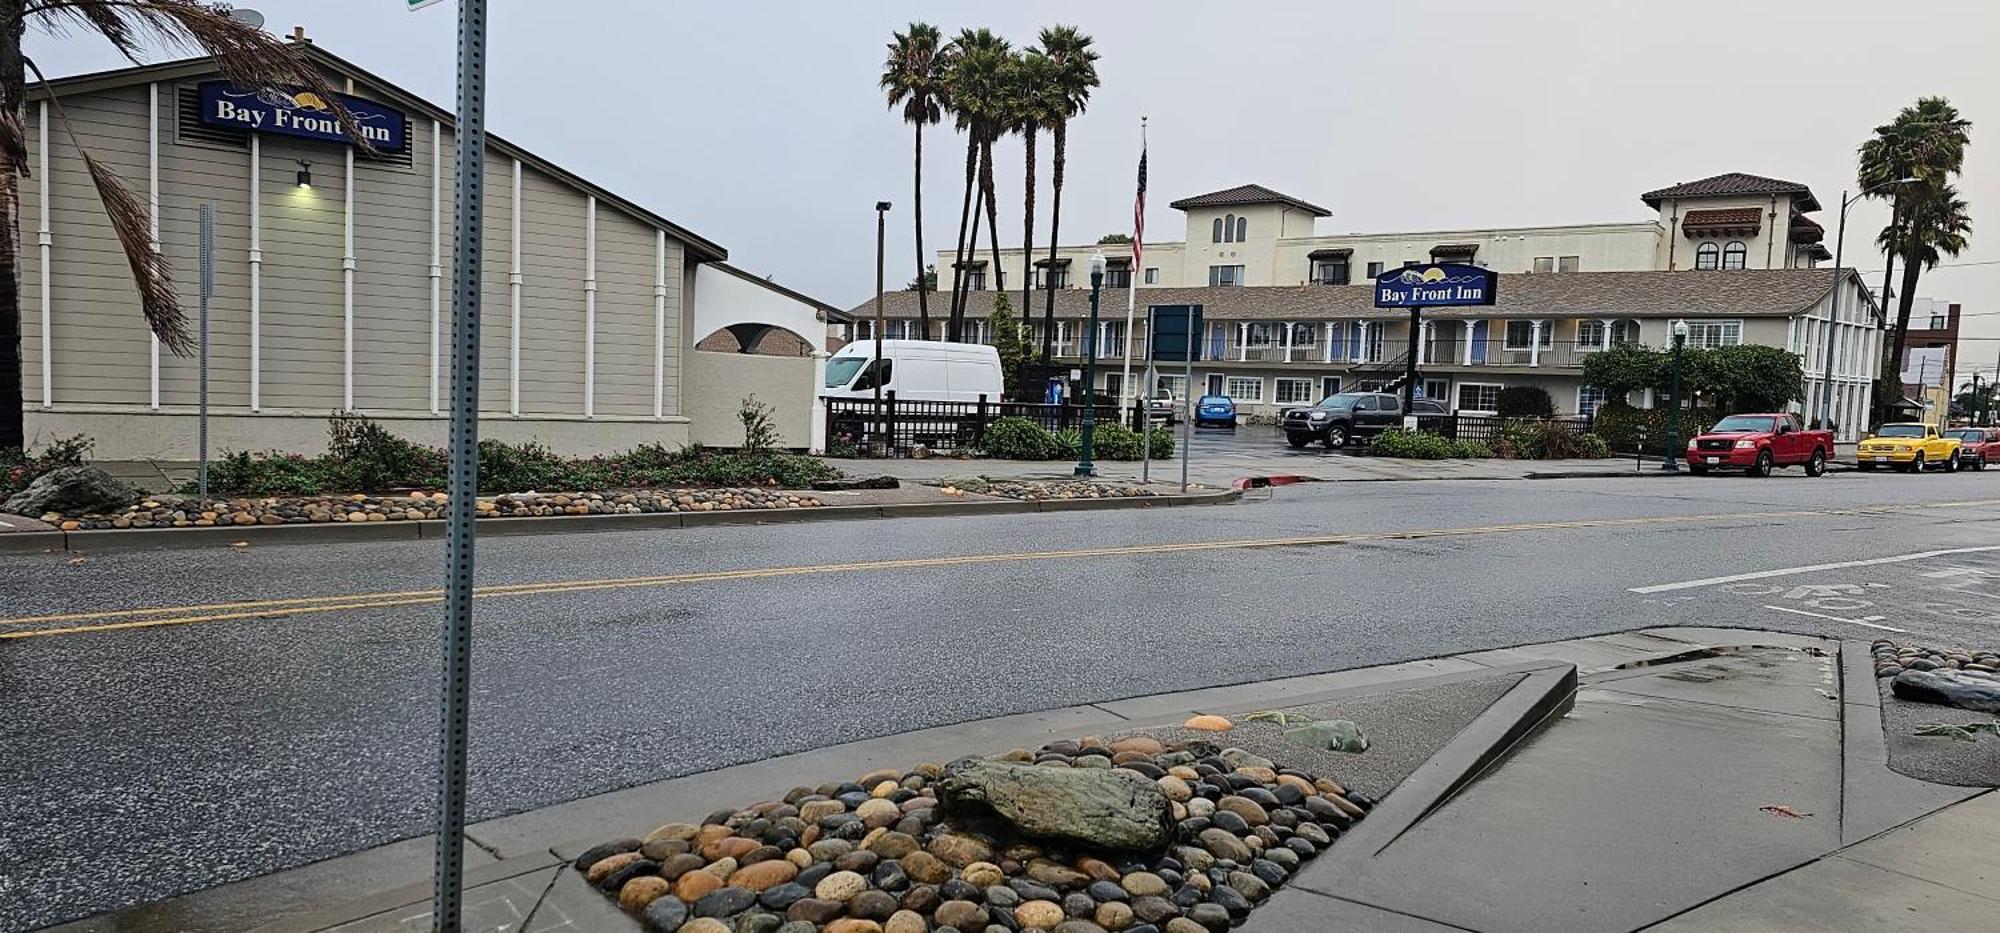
left=1685, top=412, right=1833, bottom=477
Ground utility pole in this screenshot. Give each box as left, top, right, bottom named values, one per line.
left=874, top=201, right=891, bottom=452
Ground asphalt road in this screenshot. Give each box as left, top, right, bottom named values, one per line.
left=6, top=470, right=2000, bottom=929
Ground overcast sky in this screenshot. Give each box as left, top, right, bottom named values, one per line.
left=28, top=0, right=2000, bottom=382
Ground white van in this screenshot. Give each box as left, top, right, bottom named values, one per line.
left=823, top=339, right=1006, bottom=403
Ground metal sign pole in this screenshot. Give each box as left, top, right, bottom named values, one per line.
left=1140, top=306, right=1154, bottom=483
left=432, top=0, right=488, bottom=929
left=1181, top=348, right=1193, bottom=493
left=197, top=204, right=213, bottom=498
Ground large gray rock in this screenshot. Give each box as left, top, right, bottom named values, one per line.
left=1893, top=668, right=2000, bottom=713
left=3, top=466, right=139, bottom=516
left=936, top=759, right=1173, bottom=853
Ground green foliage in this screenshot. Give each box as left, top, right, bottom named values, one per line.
left=1697, top=345, right=1806, bottom=413
left=1581, top=343, right=1664, bottom=398
left=1096, top=233, right=1131, bottom=244
left=1492, top=422, right=1613, bottom=460
left=982, top=416, right=1065, bottom=460
left=1495, top=386, right=1555, bottom=418
left=328, top=413, right=447, bottom=491
left=202, top=450, right=346, bottom=496
left=1368, top=428, right=1492, bottom=460
left=738, top=395, right=780, bottom=453
left=1592, top=400, right=1720, bottom=455
left=987, top=296, right=1034, bottom=398
left=2, top=434, right=94, bottom=498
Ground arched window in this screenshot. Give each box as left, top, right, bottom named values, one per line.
left=1695, top=242, right=1720, bottom=270
left=1212, top=218, right=1224, bottom=243
left=1224, top=213, right=1236, bottom=243
left=1722, top=241, right=1747, bottom=270
left=1236, top=216, right=1248, bottom=242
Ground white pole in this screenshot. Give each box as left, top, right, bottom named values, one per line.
left=37, top=101, right=51, bottom=409
left=248, top=134, right=262, bottom=411
left=148, top=82, right=160, bottom=409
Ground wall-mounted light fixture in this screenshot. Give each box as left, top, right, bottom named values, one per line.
left=296, top=159, right=313, bottom=189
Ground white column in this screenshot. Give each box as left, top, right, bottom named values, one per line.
left=1237, top=322, right=1248, bottom=361
left=248, top=134, right=262, bottom=411
left=1353, top=321, right=1367, bottom=363
left=1280, top=321, right=1292, bottom=362
left=1324, top=322, right=1335, bottom=363
left=1529, top=320, right=1543, bottom=368
left=1600, top=317, right=1612, bottom=351
left=427, top=118, right=442, bottom=414
left=37, top=101, right=51, bottom=408
left=1462, top=321, right=1475, bottom=365
left=1418, top=322, right=1431, bottom=365
left=653, top=228, right=667, bottom=420
left=584, top=195, right=598, bottom=417
left=147, top=82, right=159, bottom=409
left=509, top=158, right=523, bottom=415
left=809, top=350, right=830, bottom=453
left=341, top=79, right=356, bottom=411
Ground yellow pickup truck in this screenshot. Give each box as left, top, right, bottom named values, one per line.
left=1856, top=423, right=1962, bottom=473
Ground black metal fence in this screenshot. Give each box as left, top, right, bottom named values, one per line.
left=1413, top=414, right=1594, bottom=446
left=825, top=393, right=1133, bottom=457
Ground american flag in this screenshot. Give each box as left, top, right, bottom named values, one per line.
left=1132, top=143, right=1147, bottom=275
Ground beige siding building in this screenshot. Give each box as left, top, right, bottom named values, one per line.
left=20, top=40, right=843, bottom=459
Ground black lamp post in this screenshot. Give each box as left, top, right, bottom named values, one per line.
left=1075, top=250, right=1107, bottom=477
left=1663, top=318, right=1688, bottom=472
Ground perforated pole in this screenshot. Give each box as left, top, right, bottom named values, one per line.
left=197, top=204, right=213, bottom=498
left=433, top=0, right=487, bottom=928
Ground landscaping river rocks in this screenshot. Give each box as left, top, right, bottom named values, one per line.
left=573, top=735, right=1372, bottom=932
left=20, top=488, right=823, bottom=531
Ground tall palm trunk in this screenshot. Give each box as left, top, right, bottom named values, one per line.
left=912, top=121, right=929, bottom=340
left=1, top=5, right=28, bottom=450
left=980, top=134, right=1003, bottom=323
left=947, top=134, right=979, bottom=341
left=1885, top=225, right=1926, bottom=414
left=1040, top=120, right=1067, bottom=362
left=957, top=159, right=984, bottom=342
left=1020, top=123, right=1036, bottom=332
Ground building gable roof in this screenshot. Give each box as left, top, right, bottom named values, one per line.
left=1169, top=184, right=1331, bottom=217
left=1641, top=173, right=1821, bottom=212
left=31, top=42, right=729, bottom=262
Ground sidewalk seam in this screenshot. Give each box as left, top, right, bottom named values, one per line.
left=1830, top=850, right=2000, bottom=905
left=1285, top=885, right=1481, bottom=932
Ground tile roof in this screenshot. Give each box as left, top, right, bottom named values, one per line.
left=1642, top=173, right=1821, bottom=212
left=1168, top=184, right=1331, bottom=217
left=1429, top=243, right=1480, bottom=256
left=1680, top=207, right=1764, bottom=236
left=851, top=269, right=1865, bottom=323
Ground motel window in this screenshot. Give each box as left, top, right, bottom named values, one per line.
left=1695, top=243, right=1720, bottom=270
left=1144, top=267, right=1159, bottom=284
left=1224, top=214, right=1236, bottom=242
left=1275, top=378, right=1315, bottom=405
left=1611, top=319, right=1640, bottom=345
left=1315, top=259, right=1350, bottom=285
left=1684, top=320, right=1742, bottom=349
left=1320, top=376, right=1342, bottom=399
left=1366, top=261, right=1385, bottom=278
left=1104, top=372, right=1123, bottom=399
left=1576, top=320, right=1605, bottom=347
left=1104, top=266, right=1131, bottom=288
left=1236, top=216, right=1248, bottom=242
left=1503, top=320, right=1552, bottom=350
left=1533, top=256, right=1555, bottom=274
left=1245, top=323, right=1279, bottom=347
left=1422, top=379, right=1449, bottom=403
left=1156, top=374, right=1188, bottom=400
left=1209, top=265, right=1245, bottom=287
left=1722, top=241, right=1747, bottom=270
left=1212, top=218, right=1224, bottom=243
left=1558, top=255, right=1580, bottom=273
left=1225, top=376, right=1265, bottom=402
left=967, top=268, right=987, bottom=290
left=1578, top=385, right=1611, bottom=417
left=1049, top=266, right=1070, bottom=288
left=1929, top=313, right=1946, bottom=330
left=1290, top=323, right=1317, bottom=347
left=1457, top=383, right=1502, bottom=414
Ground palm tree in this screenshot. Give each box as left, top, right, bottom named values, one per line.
left=1034, top=25, right=1098, bottom=361
left=1858, top=97, right=1973, bottom=422
left=0, top=0, right=363, bottom=451
left=880, top=23, right=948, bottom=341
left=1009, top=50, right=1059, bottom=333
left=942, top=28, right=1009, bottom=341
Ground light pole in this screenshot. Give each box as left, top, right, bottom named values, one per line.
left=1818, top=177, right=1917, bottom=435
left=1664, top=318, right=1688, bottom=472
left=1075, top=250, right=1107, bottom=477
left=873, top=201, right=891, bottom=453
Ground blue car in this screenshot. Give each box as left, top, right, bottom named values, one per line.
left=1194, top=394, right=1237, bottom=428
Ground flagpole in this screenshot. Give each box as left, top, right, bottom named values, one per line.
left=1119, top=116, right=1146, bottom=412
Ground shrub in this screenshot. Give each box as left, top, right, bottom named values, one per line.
left=981, top=416, right=1064, bottom=460
left=2, top=434, right=94, bottom=498
left=1492, top=421, right=1613, bottom=460
left=1370, top=429, right=1493, bottom=460
left=1496, top=386, right=1555, bottom=418
left=201, top=450, right=344, bottom=496
left=328, top=414, right=446, bottom=490
left=738, top=396, right=780, bottom=453
left=1053, top=427, right=1083, bottom=458
left=1591, top=400, right=1718, bottom=455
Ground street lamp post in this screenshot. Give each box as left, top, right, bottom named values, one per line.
left=1818, top=178, right=1917, bottom=436
left=1075, top=251, right=1107, bottom=477
left=1664, top=319, right=1688, bottom=472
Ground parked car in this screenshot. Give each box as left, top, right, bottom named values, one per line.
left=1194, top=395, right=1237, bottom=428
left=1146, top=389, right=1180, bottom=425
left=1948, top=427, right=2000, bottom=471
left=1856, top=423, right=1962, bottom=473
left=1281, top=392, right=1447, bottom=449
left=822, top=339, right=1005, bottom=403
left=1684, top=412, right=1833, bottom=477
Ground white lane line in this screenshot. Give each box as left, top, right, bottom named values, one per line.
left=1629, top=546, right=2000, bottom=594
left=1762, top=604, right=1908, bottom=633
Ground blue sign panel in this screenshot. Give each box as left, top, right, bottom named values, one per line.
left=1372, top=262, right=1498, bottom=309
left=198, top=81, right=407, bottom=151
left=1149, top=304, right=1205, bottom=362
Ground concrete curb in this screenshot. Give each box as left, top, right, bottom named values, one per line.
left=9, top=489, right=1240, bottom=554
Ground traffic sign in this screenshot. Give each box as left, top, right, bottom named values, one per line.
left=1149, top=304, right=1204, bottom=363
left=409, top=0, right=445, bottom=11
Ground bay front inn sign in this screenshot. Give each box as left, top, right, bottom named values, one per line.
left=1373, top=262, right=1499, bottom=309
left=198, top=81, right=408, bottom=151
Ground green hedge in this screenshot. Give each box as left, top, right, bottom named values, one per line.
left=1492, top=422, right=1611, bottom=459
left=1592, top=401, right=1718, bottom=455
left=981, top=416, right=1173, bottom=461
left=1369, top=428, right=1494, bottom=460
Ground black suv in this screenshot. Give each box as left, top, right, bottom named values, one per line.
left=1281, top=392, right=1447, bottom=449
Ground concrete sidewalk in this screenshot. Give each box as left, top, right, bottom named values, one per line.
left=825, top=453, right=1656, bottom=489
left=50, top=626, right=1998, bottom=933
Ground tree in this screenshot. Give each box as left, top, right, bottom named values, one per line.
left=1580, top=343, right=1664, bottom=399
left=1033, top=25, right=1097, bottom=362
left=942, top=28, right=1009, bottom=342
left=1008, top=50, right=1059, bottom=334
left=1096, top=233, right=1130, bottom=244
left=986, top=293, right=1032, bottom=398
left=1697, top=344, right=1805, bottom=413
left=1858, top=96, right=1972, bottom=424
left=904, top=265, right=937, bottom=292
left=0, top=0, right=364, bottom=451
left=881, top=22, right=949, bottom=341
left=1495, top=386, right=1554, bottom=419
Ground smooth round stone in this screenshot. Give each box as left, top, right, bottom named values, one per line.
left=1055, top=921, right=1111, bottom=933
left=1214, top=797, right=1267, bottom=827
left=986, top=885, right=1022, bottom=908
left=1063, top=892, right=1097, bottom=918
left=810, top=839, right=855, bottom=862
left=873, top=859, right=909, bottom=891
left=1283, top=837, right=1318, bottom=858
left=731, top=859, right=799, bottom=893
left=586, top=852, right=642, bottom=886
left=1126, top=925, right=1162, bottom=933
left=1263, top=847, right=1299, bottom=871
left=575, top=838, right=644, bottom=871
left=1087, top=880, right=1128, bottom=903
left=869, top=832, right=922, bottom=860
left=1187, top=902, right=1233, bottom=932
left=796, top=862, right=834, bottom=889
left=1269, top=809, right=1299, bottom=829
left=1237, top=787, right=1280, bottom=809
left=1250, top=859, right=1288, bottom=886
left=1225, top=871, right=1270, bottom=902
left=645, top=838, right=694, bottom=861
left=963, top=862, right=1006, bottom=888
left=1009, top=880, right=1060, bottom=903
left=757, top=883, right=811, bottom=911
left=785, top=898, right=843, bottom=925
left=940, top=878, right=982, bottom=902
left=1095, top=901, right=1135, bottom=931
left=1121, top=762, right=1166, bottom=779
left=885, top=911, right=928, bottom=933
left=1349, top=793, right=1377, bottom=810
left=1129, top=896, right=1179, bottom=925
left=836, top=850, right=882, bottom=874
left=1184, top=798, right=1215, bottom=819
left=1170, top=885, right=1202, bottom=909
left=1016, top=900, right=1065, bottom=929
left=936, top=900, right=989, bottom=930
left=1207, top=811, right=1249, bottom=835
left=734, top=912, right=784, bottom=933
left=676, top=870, right=725, bottom=903
left=901, top=851, right=953, bottom=885
left=1272, top=783, right=1305, bottom=806
left=644, top=896, right=690, bottom=932
left=900, top=885, right=941, bottom=914
left=1208, top=885, right=1250, bottom=918
left=1120, top=872, right=1170, bottom=898
left=696, top=887, right=757, bottom=919
left=815, top=870, right=869, bottom=902
left=851, top=889, right=900, bottom=921
left=681, top=920, right=731, bottom=933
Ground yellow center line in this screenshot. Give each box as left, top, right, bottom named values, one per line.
left=7, top=497, right=1999, bottom=641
